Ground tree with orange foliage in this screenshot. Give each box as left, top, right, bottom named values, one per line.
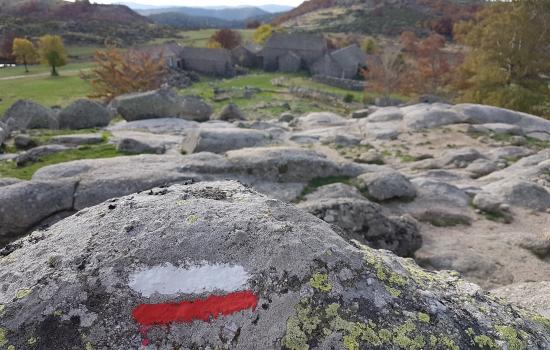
left=362, top=47, right=408, bottom=98
left=209, top=29, right=242, bottom=50
left=89, top=47, right=167, bottom=101
left=399, top=31, right=456, bottom=95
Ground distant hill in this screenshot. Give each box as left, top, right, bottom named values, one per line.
left=143, top=5, right=288, bottom=29
left=137, top=6, right=270, bottom=21
left=273, top=0, right=486, bottom=36
left=0, top=0, right=176, bottom=45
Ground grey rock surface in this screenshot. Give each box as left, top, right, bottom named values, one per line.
left=491, top=282, right=550, bottom=319
left=1, top=181, right=549, bottom=349
left=182, top=128, right=271, bottom=154
left=482, top=180, right=550, bottom=212
left=2, top=100, right=58, bottom=130
left=16, top=145, right=72, bottom=166
left=108, top=118, right=200, bottom=135
left=0, top=177, right=23, bottom=187
left=0, top=180, right=75, bottom=238
left=357, top=170, right=416, bottom=202
left=297, top=112, right=348, bottom=129
left=114, top=89, right=212, bottom=122
left=57, top=99, right=112, bottom=129
left=217, top=103, right=246, bottom=121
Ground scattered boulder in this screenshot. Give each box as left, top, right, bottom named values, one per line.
left=1, top=181, right=548, bottom=349
left=350, top=107, right=376, bottom=119
left=180, top=96, right=213, bottom=122
left=466, top=159, right=499, bottom=178
left=403, top=104, right=464, bottom=129
left=117, top=138, right=165, bottom=155
left=365, top=107, right=403, bottom=122
left=356, top=170, right=416, bottom=202
left=114, top=88, right=212, bottom=122
left=439, top=148, right=485, bottom=168
left=278, top=112, right=296, bottom=123
left=2, top=100, right=58, bottom=130
left=297, top=112, right=348, bottom=129
left=472, top=192, right=504, bottom=213
left=483, top=180, right=550, bottom=212
left=389, top=178, right=473, bottom=226
left=50, top=133, right=104, bottom=145
left=217, top=103, right=246, bottom=121
left=15, top=145, right=72, bottom=166
left=469, top=123, right=523, bottom=136
left=516, top=233, right=550, bottom=259
left=491, top=281, right=550, bottom=318
left=357, top=149, right=384, bottom=165
left=488, top=146, right=534, bottom=162
left=14, top=134, right=36, bottom=149
left=302, top=183, right=364, bottom=201
left=0, top=180, right=75, bottom=238
left=182, top=128, right=271, bottom=154
left=57, top=99, right=111, bottom=129
left=299, top=190, right=421, bottom=257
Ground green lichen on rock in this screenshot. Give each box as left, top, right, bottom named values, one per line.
left=309, top=272, right=332, bottom=292
left=417, top=312, right=430, bottom=323
left=0, top=328, right=7, bottom=348
left=7, top=345, right=15, bottom=350
left=28, top=336, right=38, bottom=345
left=282, top=315, right=309, bottom=350
left=15, top=288, right=32, bottom=299
left=0, top=304, right=4, bottom=314
left=186, top=214, right=199, bottom=224
left=474, top=335, right=498, bottom=349
left=392, top=321, right=425, bottom=350
left=495, top=326, right=528, bottom=350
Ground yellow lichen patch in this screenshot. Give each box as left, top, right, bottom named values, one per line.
left=0, top=328, right=7, bottom=347
left=0, top=304, right=4, bottom=314
left=186, top=214, right=199, bottom=224
left=495, top=326, right=528, bottom=350
left=15, top=288, right=32, bottom=299
left=309, top=273, right=332, bottom=292
left=7, top=345, right=15, bottom=350
left=417, top=312, right=430, bottom=323
left=85, top=341, right=94, bottom=350
left=28, top=336, right=38, bottom=345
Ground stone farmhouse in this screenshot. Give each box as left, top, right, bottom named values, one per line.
left=148, top=33, right=370, bottom=82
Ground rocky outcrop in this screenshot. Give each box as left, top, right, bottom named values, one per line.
left=298, top=184, right=421, bottom=257
left=0, top=180, right=75, bottom=238
left=114, top=89, right=212, bottom=122
left=0, top=181, right=549, bottom=349
left=15, top=145, right=72, bottom=166
left=2, top=100, right=58, bottom=130
left=50, top=134, right=105, bottom=145
left=356, top=170, right=417, bottom=202
left=57, top=99, right=112, bottom=129
left=217, top=103, right=246, bottom=121
left=181, top=128, right=272, bottom=154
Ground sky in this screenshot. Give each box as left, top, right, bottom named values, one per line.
left=92, top=0, right=303, bottom=7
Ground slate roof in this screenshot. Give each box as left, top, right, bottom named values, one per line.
left=330, top=44, right=367, bottom=69
left=180, top=47, right=233, bottom=63
left=263, top=32, right=327, bottom=53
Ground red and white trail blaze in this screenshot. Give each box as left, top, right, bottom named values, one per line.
left=128, top=263, right=257, bottom=346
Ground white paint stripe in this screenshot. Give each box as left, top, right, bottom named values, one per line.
left=128, top=263, right=251, bottom=297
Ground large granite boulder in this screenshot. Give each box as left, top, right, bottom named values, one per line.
left=114, top=89, right=212, bottom=122
left=2, top=100, right=58, bottom=130
left=15, top=145, right=72, bottom=166
left=181, top=128, right=271, bottom=154
left=0, top=180, right=75, bottom=238
left=356, top=170, right=416, bottom=202
left=0, top=181, right=549, bottom=349
left=298, top=184, right=421, bottom=257
left=217, top=103, right=246, bottom=121
left=402, top=104, right=464, bottom=129
left=481, top=180, right=550, bottom=212
left=57, top=99, right=112, bottom=129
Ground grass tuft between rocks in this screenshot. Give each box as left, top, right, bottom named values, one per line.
left=0, top=143, right=126, bottom=180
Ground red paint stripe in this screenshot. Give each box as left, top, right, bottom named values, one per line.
left=132, top=290, right=258, bottom=326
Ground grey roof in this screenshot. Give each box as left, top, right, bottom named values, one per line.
left=263, top=32, right=327, bottom=52
left=180, top=47, right=233, bottom=63
left=242, top=42, right=262, bottom=54
left=138, top=42, right=183, bottom=59
left=329, top=44, right=367, bottom=68
left=281, top=51, right=301, bottom=61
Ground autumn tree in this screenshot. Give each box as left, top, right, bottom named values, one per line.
left=209, top=29, right=242, bottom=50
left=12, top=38, right=39, bottom=73
left=39, top=35, right=67, bottom=76
left=454, top=0, right=550, bottom=117
left=0, top=33, right=16, bottom=62
left=89, top=47, right=167, bottom=101
left=363, top=47, right=408, bottom=98
left=399, top=31, right=455, bottom=95
left=253, top=24, right=273, bottom=45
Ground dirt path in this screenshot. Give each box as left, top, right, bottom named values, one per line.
left=0, top=68, right=90, bottom=81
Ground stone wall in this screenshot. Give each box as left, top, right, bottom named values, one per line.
left=312, top=75, right=366, bottom=91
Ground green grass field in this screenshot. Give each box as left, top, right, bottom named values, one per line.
left=148, top=29, right=255, bottom=47
left=0, top=62, right=92, bottom=79
left=0, top=74, right=92, bottom=115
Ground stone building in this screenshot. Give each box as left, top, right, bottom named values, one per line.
left=310, top=44, right=368, bottom=79
left=231, top=43, right=262, bottom=68
left=180, top=47, right=236, bottom=77
left=260, top=32, right=328, bottom=72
